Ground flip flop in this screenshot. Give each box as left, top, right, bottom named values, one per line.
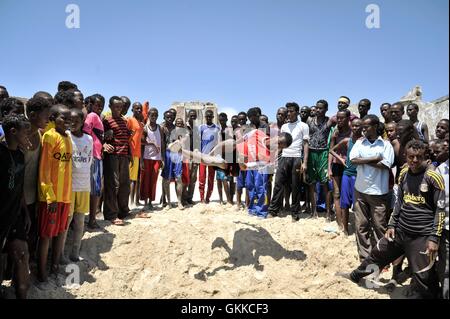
left=110, top=218, right=125, bottom=226
left=136, top=212, right=151, bottom=219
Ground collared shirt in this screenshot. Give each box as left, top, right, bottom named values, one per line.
left=349, top=136, right=394, bottom=195
left=281, top=120, right=309, bottom=158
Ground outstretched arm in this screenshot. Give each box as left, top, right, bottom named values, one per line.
left=329, top=137, right=349, bottom=167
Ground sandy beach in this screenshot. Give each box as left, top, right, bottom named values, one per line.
left=0, top=178, right=412, bottom=299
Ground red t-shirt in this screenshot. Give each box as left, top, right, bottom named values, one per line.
left=236, top=129, right=270, bottom=165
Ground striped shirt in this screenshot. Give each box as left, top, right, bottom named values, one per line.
left=103, top=116, right=130, bottom=156
left=38, top=128, right=72, bottom=204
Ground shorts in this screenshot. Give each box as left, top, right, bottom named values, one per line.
left=216, top=169, right=229, bottom=181
left=70, top=191, right=90, bottom=215
left=161, top=150, right=182, bottom=180
left=307, top=149, right=328, bottom=184
left=237, top=170, right=247, bottom=190
left=38, top=202, right=70, bottom=238
left=340, top=174, right=356, bottom=209
left=331, top=163, right=345, bottom=177
left=129, top=156, right=140, bottom=181
left=90, top=158, right=103, bottom=196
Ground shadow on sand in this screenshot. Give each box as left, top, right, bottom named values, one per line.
left=195, top=221, right=306, bottom=280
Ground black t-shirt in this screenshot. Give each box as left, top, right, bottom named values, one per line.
left=307, top=117, right=331, bottom=150
left=0, top=143, right=25, bottom=245
left=389, top=167, right=446, bottom=242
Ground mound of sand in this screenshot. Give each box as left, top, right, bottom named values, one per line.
left=5, top=201, right=409, bottom=299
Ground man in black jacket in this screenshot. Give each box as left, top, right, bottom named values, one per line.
left=345, top=139, right=445, bottom=299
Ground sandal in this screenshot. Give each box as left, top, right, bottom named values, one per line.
left=110, top=218, right=125, bottom=226
left=136, top=212, right=151, bottom=219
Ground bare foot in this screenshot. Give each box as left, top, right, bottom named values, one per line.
left=309, top=212, right=319, bottom=219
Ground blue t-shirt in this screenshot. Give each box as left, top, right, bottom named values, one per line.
left=198, top=124, right=220, bottom=154
left=0, top=125, right=4, bottom=140
left=343, top=138, right=357, bottom=176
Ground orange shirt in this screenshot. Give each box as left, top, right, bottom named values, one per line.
left=38, top=128, right=72, bottom=203
left=127, top=117, right=144, bottom=158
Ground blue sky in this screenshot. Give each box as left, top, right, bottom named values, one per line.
left=0, top=0, right=448, bottom=120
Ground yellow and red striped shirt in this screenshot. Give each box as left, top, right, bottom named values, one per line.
left=38, top=128, right=72, bottom=204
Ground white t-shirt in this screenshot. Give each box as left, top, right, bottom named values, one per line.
left=71, top=133, right=93, bottom=192
left=143, top=125, right=162, bottom=161
left=281, top=120, right=310, bottom=158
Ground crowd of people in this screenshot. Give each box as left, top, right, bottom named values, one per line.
left=0, top=81, right=448, bottom=299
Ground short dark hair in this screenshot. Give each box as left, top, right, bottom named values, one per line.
left=71, top=108, right=84, bottom=121
left=391, top=102, right=404, bottom=112
left=57, top=81, right=78, bottom=92
left=359, top=99, right=371, bottom=107
left=2, top=114, right=29, bottom=134
left=380, top=102, right=391, bottom=109
left=33, top=91, right=54, bottom=104
left=337, top=109, right=351, bottom=118
left=26, top=96, right=52, bottom=114
left=0, top=98, right=24, bottom=117
left=121, top=96, right=131, bottom=108
left=407, top=103, right=419, bottom=111
left=92, top=93, right=105, bottom=106
left=109, top=96, right=122, bottom=105
left=247, top=107, right=261, bottom=118
left=279, top=132, right=293, bottom=148
left=316, top=99, right=328, bottom=109
left=54, top=90, right=76, bottom=108
left=285, top=102, right=300, bottom=112
left=363, top=114, right=383, bottom=136
left=238, top=111, right=247, bottom=117
left=0, top=85, right=9, bottom=100
left=49, top=104, right=70, bottom=122
left=405, top=139, right=426, bottom=152
left=205, top=109, right=214, bottom=116
left=219, top=112, right=228, bottom=118
left=362, top=114, right=380, bottom=126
